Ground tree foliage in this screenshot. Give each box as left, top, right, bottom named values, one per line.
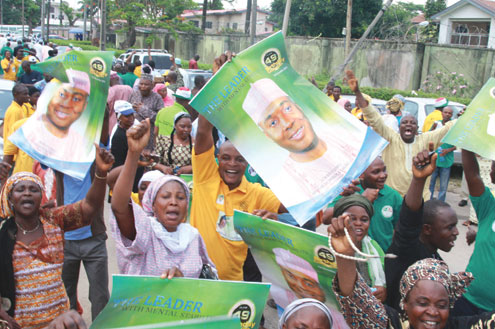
left=374, top=2, right=424, bottom=40
left=60, top=2, right=79, bottom=26
left=2, top=0, right=40, bottom=31
left=208, top=0, right=223, bottom=10
left=269, top=0, right=381, bottom=38
left=423, top=0, right=446, bottom=42
left=108, top=0, right=200, bottom=48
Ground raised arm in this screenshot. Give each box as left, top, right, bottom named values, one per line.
left=125, top=51, right=136, bottom=65
left=111, top=119, right=150, bottom=240
left=462, top=149, right=485, bottom=197
left=406, top=144, right=437, bottom=211
left=80, top=145, right=115, bottom=222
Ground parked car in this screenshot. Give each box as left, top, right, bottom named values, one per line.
left=341, top=95, right=388, bottom=114
left=178, top=68, right=213, bottom=90
left=403, top=97, right=465, bottom=130
left=118, top=49, right=173, bottom=75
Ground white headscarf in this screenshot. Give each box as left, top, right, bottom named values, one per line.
left=278, top=298, right=333, bottom=329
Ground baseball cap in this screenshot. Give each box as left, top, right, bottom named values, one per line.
left=114, top=100, right=135, bottom=117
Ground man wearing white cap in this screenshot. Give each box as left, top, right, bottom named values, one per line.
left=21, top=69, right=92, bottom=162
left=422, top=97, right=448, bottom=132
left=242, top=78, right=359, bottom=205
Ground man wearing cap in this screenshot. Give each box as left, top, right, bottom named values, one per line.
left=19, top=60, right=43, bottom=86
left=155, top=87, right=197, bottom=137
left=22, top=69, right=92, bottom=162
left=128, top=73, right=164, bottom=148
left=242, top=78, right=359, bottom=205
left=422, top=97, right=448, bottom=132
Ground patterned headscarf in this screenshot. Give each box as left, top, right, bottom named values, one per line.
left=386, top=95, right=405, bottom=114
left=333, top=194, right=374, bottom=219
left=278, top=298, right=333, bottom=329
left=0, top=172, right=44, bottom=218
left=141, top=175, right=190, bottom=217
left=399, top=258, right=473, bottom=310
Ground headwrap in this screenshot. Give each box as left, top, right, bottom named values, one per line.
left=138, top=170, right=165, bottom=188
left=273, top=248, right=319, bottom=282
left=140, top=73, right=153, bottom=82
left=337, top=98, right=351, bottom=109
left=141, top=175, right=190, bottom=217
left=386, top=95, right=405, bottom=114
left=333, top=194, right=374, bottom=219
left=399, top=258, right=473, bottom=310
left=0, top=172, right=44, bottom=218
left=278, top=298, right=333, bottom=329
left=153, top=83, right=167, bottom=94
left=174, top=112, right=192, bottom=125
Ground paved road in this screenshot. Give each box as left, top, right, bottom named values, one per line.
left=77, top=186, right=475, bottom=328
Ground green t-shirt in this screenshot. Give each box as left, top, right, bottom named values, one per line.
left=155, top=103, right=186, bottom=136
left=121, top=72, right=138, bottom=88
left=329, top=183, right=403, bottom=252
left=436, top=143, right=455, bottom=168
left=464, top=187, right=495, bottom=311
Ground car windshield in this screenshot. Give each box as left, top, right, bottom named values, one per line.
left=404, top=101, right=419, bottom=120
left=143, top=55, right=172, bottom=70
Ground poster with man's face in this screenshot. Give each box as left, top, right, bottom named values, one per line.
left=190, top=32, right=388, bottom=225
left=9, top=51, right=113, bottom=179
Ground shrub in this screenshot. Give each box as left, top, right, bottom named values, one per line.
left=49, top=39, right=125, bottom=57
left=421, top=71, right=471, bottom=98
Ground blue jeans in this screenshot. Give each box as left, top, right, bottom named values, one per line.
left=429, top=166, right=451, bottom=201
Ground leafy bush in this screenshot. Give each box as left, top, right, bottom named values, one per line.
left=49, top=39, right=125, bottom=57
left=421, top=70, right=471, bottom=98
left=197, top=62, right=213, bottom=70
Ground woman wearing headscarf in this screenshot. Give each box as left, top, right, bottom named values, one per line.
left=153, top=112, right=193, bottom=176
left=153, top=83, right=175, bottom=108
left=110, top=119, right=215, bottom=277
left=279, top=298, right=333, bottom=329
left=328, top=214, right=495, bottom=329
left=0, top=147, right=114, bottom=328
left=332, top=195, right=387, bottom=302
left=337, top=98, right=352, bottom=113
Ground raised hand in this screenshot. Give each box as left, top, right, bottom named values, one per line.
left=212, top=51, right=235, bottom=74
left=126, top=119, right=151, bottom=154
left=94, top=144, right=115, bottom=174
left=340, top=179, right=361, bottom=196
left=327, top=215, right=356, bottom=257
left=345, top=70, right=359, bottom=93
left=362, top=188, right=379, bottom=203
left=412, top=142, right=437, bottom=179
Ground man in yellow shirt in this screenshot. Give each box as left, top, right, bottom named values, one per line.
left=422, top=97, right=448, bottom=132
left=3, top=118, right=34, bottom=173
left=3, top=83, right=30, bottom=142
left=1, top=50, right=19, bottom=81
left=191, top=114, right=282, bottom=281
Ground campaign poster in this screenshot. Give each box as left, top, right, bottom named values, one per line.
left=190, top=31, right=388, bottom=225
left=442, top=78, right=495, bottom=160
left=234, top=211, right=350, bottom=329
left=90, top=275, right=270, bottom=329
left=9, top=50, right=113, bottom=179
left=114, top=316, right=240, bottom=329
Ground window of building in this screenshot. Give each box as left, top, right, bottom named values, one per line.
left=51, top=14, right=55, bottom=19
left=450, top=21, right=489, bottom=47
left=191, top=20, right=199, bottom=27
left=49, top=6, right=54, bottom=13
left=226, top=22, right=230, bottom=29
left=206, top=21, right=212, bottom=29
left=233, top=23, right=238, bottom=30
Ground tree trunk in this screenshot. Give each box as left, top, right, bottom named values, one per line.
left=244, top=0, right=251, bottom=34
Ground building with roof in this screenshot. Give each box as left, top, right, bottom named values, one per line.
left=181, top=8, right=274, bottom=35
left=432, top=0, right=495, bottom=48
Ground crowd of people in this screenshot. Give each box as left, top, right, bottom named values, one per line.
left=0, top=39, right=493, bottom=329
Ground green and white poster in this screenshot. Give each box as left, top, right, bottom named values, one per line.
left=113, top=316, right=240, bottom=328
left=10, top=50, right=113, bottom=179
left=91, top=275, right=269, bottom=329
left=234, top=211, right=350, bottom=329
left=442, top=78, right=495, bottom=159
left=190, top=31, right=387, bottom=225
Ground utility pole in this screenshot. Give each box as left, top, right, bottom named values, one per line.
left=99, top=0, right=105, bottom=50
left=89, top=1, right=93, bottom=41
left=244, top=0, right=251, bottom=34
left=83, top=0, right=87, bottom=41
left=41, top=0, right=45, bottom=42
left=249, top=0, right=257, bottom=45
left=201, top=0, right=207, bottom=31
left=47, top=0, right=51, bottom=41
left=1, top=0, right=3, bottom=26
left=59, top=0, right=62, bottom=25
left=22, top=0, right=25, bottom=39
left=281, top=0, right=291, bottom=37
left=345, top=0, right=352, bottom=57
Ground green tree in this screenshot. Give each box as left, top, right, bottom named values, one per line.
left=208, top=0, right=223, bottom=10
left=3, top=0, right=40, bottom=31
left=423, top=0, right=446, bottom=42
left=60, top=2, right=79, bottom=26
left=374, top=2, right=424, bottom=40
left=269, top=0, right=381, bottom=38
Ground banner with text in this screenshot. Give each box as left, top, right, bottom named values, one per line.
left=442, top=78, right=495, bottom=159
left=234, top=211, right=350, bottom=329
left=90, top=276, right=269, bottom=329
left=190, top=31, right=387, bottom=225
left=10, top=50, right=112, bottom=179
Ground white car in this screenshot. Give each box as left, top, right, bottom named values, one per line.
left=341, top=95, right=388, bottom=114
left=403, top=97, right=465, bottom=130
left=0, top=79, right=16, bottom=161
left=178, top=68, right=212, bottom=90
left=118, top=49, right=174, bottom=75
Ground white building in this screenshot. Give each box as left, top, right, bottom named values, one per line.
left=42, top=1, right=84, bottom=27
left=432, top=0, right=495, bottom=48
left=181, top=8, right=274, bottom=35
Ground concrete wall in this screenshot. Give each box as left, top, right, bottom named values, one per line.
left=122, top=30, right=495, bottom=97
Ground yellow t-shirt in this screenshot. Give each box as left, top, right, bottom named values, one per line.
left=1, top=58, right=19, bottom=81
left=134, top=65, right=142, bottom=78
left=3, top=101, right=28, bottom=141
left=191, top=146, right=280, bottom=281
left=22, top=103, right=35, bottom=117
left=4, top=118, right=34, bottom=173
left=422, top=110, right=443, bottom=132
left=351, top=107, right=366, bottom=121
left=131, top=192, right=141, bottom=206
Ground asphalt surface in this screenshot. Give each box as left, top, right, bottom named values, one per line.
left=77, top=184, right=475, bottom=328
